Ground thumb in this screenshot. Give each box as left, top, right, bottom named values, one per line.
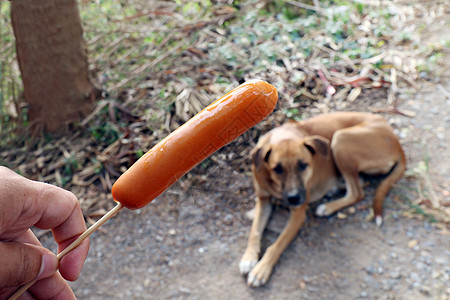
left=0, top=242, right=59, bottom=288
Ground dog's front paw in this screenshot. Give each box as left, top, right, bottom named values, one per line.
left=247, top=260, right=273, bottom=287
left=315, top=203, right=333, bottom=216
left=239, top=251, right=258, bottom=276
left=375, top=215, right=383, bottom=227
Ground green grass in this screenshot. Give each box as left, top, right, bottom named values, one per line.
left=409, top=202, right=438, bottom=223
left=282, top=107, right=303, bottom=121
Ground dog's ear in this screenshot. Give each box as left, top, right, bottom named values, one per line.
left=303, top=136, right=330, bottom=157
left=251, top=146, right=272, bottom=168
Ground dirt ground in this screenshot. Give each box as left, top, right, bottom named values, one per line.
left=37, top=13, right=449, bottom=300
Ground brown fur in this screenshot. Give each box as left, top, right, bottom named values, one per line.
left=239, top=112, right=406, bottom=287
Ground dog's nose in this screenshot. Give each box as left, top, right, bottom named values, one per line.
left=287, top=194, right=301, bottom=206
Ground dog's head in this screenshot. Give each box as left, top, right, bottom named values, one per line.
left=252, top=135, right=330, bottom=207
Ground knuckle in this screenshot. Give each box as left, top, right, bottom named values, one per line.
left=39, top=183, right=79, bottom=207
left=0, top=165, right=8, bottom=174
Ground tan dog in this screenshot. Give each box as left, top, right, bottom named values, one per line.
left=239, top=112, right=406, bottom=287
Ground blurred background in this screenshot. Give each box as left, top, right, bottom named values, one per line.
left=1, top=0, right=449, bottom=298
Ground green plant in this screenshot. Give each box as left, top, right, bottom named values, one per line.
left=409, top=202, right=438, bottom=223
left=89, top=122, right=120, bottom=144
left=282, top=107, right=302, bottom=121
left=135, top=149, right=144, bottom=159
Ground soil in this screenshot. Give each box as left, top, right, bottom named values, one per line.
left=38, top=12, right=449, bottom=300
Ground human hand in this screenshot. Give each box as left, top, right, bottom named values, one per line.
left=0, top=166, right=89, bottom=299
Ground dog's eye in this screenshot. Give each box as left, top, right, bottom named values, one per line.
left=273, top=163, right=283, bottom=175
left=298, top=161, right=308, bottom=171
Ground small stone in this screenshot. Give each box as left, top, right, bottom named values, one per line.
left=135, top=285, right=144, bottom=292
left=179, top=286, right=191, bottom=294
left=364, top=275, right=374, bottom=284
left=390, top=271, right=402, bottom=279
left=407, top=239, right=418, bottom=248
left=337, top=212, right=347, bottom=219
left=144, top=279, right=151, bottom=288
left=348, top=207, right=356, bottom=214
left=360, top=291, right=368, bottom=298
left=168, top=229, right=176, bottom=235
left=223, top=213, right=233, bottom=225
left=432, top=270, right=441, bottom=279
left=419, top=286, right=431, bottom=296
left=415, top=261, right=428, bottom=271
left=365, top=266, right=376, bottom=275
left=382, top=281, right=393, bottom=291
left=435, top=256, right=446, bottom=265
left=82, top=289, right=91, bottom=296
left=377, top=259, right=386, bottom=266
left=299, top=280, right=306, bottom=289
left=410, top=272, right=420, bottom=282
left=246, top=208, right=255, bottom=220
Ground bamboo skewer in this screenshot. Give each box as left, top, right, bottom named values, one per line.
left=8, top=203, right=124, bottom=300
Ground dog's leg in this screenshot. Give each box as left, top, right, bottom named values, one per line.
left=247, top=205, right=306, bottom=287
left=315, top=127, right=365, bottom=217
left=239, top=196, right=272, bottom=276
left=372, top=152, right=406, bottom=225
left=315, top=170, right=364, bottom=216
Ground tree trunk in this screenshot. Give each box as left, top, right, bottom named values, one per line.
left=11, top=0, right=99, bottom=133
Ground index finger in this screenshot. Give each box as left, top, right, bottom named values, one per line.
left=24, top=176, right=90, bottom=281
left=31, top=181, right=87, bottom=244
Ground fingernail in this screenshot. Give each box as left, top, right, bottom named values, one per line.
left=37, top=252, right=59, bottom=280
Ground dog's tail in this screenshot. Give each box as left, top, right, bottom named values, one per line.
left=373, top=150, right=406, bottom=226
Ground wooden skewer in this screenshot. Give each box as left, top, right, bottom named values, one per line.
left=8, top=203, right=124, bottom=300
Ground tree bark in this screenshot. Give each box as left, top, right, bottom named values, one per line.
left=11, top=0, right=99, bottom=133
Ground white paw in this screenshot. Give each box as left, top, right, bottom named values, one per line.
left=246, top=260, right=273, bottom=287
left=315, top=204, right=331, bottom=216
left=239, top=258, right=258, bottom=276
left=375, top=215, right=383, bottom=227
left=247, top=272, right=263, bottom=287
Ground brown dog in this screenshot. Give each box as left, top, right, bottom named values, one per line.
left=239, top=112, right=406, bottom=287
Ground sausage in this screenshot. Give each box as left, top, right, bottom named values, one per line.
left=111, top=80, right=278, bottom=209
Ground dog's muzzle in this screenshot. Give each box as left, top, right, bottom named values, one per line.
left=284, top=190, right=306, bottom=207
